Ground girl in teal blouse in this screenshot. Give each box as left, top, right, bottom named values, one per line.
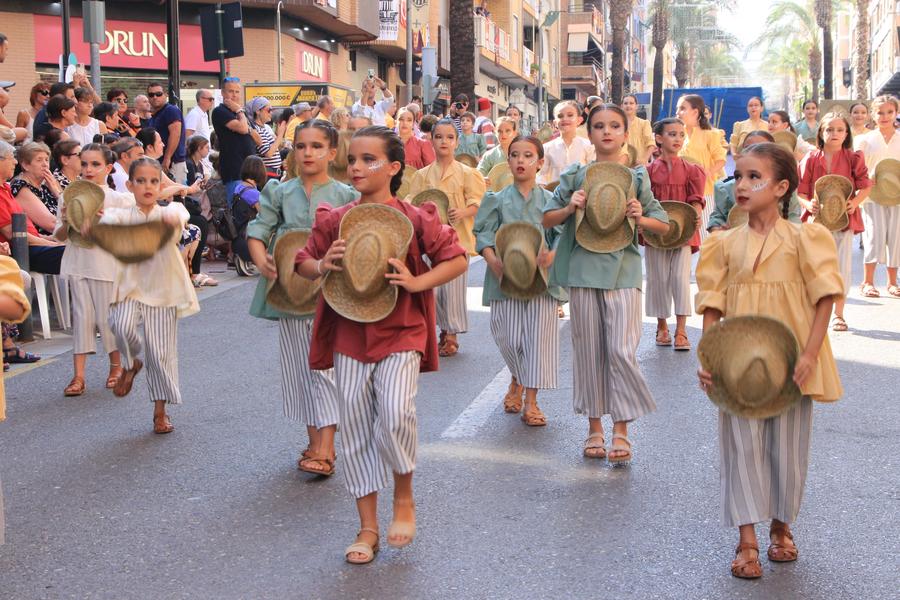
left=247, top=120, right=358, bottom=476
left=456, top=112, right=487, bottom=158
left=477, top=117, right=518, bottom=178
left=542, top=104, right=669, bottom=465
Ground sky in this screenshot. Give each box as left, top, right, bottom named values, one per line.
left=721, top=0, right=772, bottom=81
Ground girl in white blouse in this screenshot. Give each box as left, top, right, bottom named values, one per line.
left=538, top=100, right=594, bottom=185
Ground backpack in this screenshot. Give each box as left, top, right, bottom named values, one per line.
left=201, top=179, right=238, bottom=241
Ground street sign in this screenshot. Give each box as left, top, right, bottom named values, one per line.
left=199, top=2, right=244, bottom=62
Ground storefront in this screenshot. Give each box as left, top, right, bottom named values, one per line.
left=243, top=82, right=356, bottom=110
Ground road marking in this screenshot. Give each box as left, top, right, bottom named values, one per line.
left=5, top=357, right=59, bottom=380
left=441, top=366, right=510, bottom=439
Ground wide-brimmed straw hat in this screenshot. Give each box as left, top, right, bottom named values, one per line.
left=495, top=222, right=548, bottom=301
left=727, top=205, right=748, bottom=229
left=698, top=316, right=801, bottom=419
left=643, top=201, right=697, bottom=249
left=410, top=189, right=449, bottom=224
left=266, top=230, right=320, bottom=316
left=813, top=174, right=852, bottom=231
left=772, top=130, right=798, bottom=153
left=91, top=220, right=179, bottom=264
left=63, top=180, right=105, bottom=249
left=583, top=161, right=633, bottom=196
left=456, top=153, right=478, bottom=168
left=870, top=158, right=900, bottom=207
left=321, top=204, right=414, bottom=323
left=488, top=162, right=513, bottom=192
left=397, top=164, right=417, bottom=200
left=576, top=182, right=635, bottom=254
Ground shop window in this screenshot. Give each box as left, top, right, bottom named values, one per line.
left=350, top=50, right=357, bottom=72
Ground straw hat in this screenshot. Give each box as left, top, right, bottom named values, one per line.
left=643, top=201, right=697, bottom=249
left=813, top=174, right=852, bottom=232
left=63, top=180, right=105, bottom=249
left=321, top=204, right=414, bottom=323
left=266, top=230, right=320, bottom=316
left=91, top=220, right=178, bottom=264
left=535, top=124, right=554, bottom=143
left=576, top=182, right=635, bottom=253
left=727, top=205, right=748, bottom=229
left=697, top=316, right=801, bottom=419
left=772, top=130, right=798, bottom=153
left=870, top=158, right=900, bottom=207
left=543, top=179, right=560, bottom=193
left=494, top=222, right=548, bottom=301
left=456, top=153, right=478, bottom=168
left=397, top=164, right=417, bottom=200
left=583, top=161, right=633, bottom=197
left=488, top=162, right=513, bottom=192
left=410, top=189, right=449, bottom=224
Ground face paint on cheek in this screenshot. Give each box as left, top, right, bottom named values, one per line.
left=750, top=180, right=770, bottom=193
left=368, top=160, right=386, bottom=172
left=313, top=150, right=328, bottom=160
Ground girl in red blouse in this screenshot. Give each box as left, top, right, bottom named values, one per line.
left=295, top=126, right=467, bottom=564
left=396, top=107, right=434, bottom=169
left=646, top=117, right=706, bottom=350
left=797, top=112, right=872, bottom=331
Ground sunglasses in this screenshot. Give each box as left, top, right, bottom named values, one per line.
left=114, top=97, right=127, bottom=103
left=148, top=91, right=165, bottom=98
left=39, top=90, right=50, bottom=96
left=224, top=76, right=240, bottom=83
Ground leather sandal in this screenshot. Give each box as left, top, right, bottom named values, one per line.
left=387, top=500, right=416, bottom=548
left=521, top=404, right=547, bottom=427
left=583, top=432, right=607, bottom=459
left=887, top=284, right=900, bottom=298
left=731, top=542, right=762, bottom=579
left=345, top=528, right=379, bottom=564
left=439, top=334, right=459, bottom=357
left=298, top=455, right=335, bottom=477
left=655, top=328, right=672, bottom=346
left=768, top=522, right=798, bottom=562
left=153, top=414, right=174, bottom=434
left=114, top=359, right=143, bottom=398
left=673, top=331, right=691, bottom=351
left=608, top=434, right=632, bottom=465
left=503, top=381, right=524, bottom=413
left=106, top=364, right=124, bottom=389
left=64, top=376, right=86, bottom=397
left=831, top=316, right=848, bottom=332
left=860, top=283, right=880, bottom=298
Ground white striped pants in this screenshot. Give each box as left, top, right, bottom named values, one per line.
left=334, top=351, right=420, bottom=499
left=569, top=287, right=656, bottom=421
left=861, top=203, right=900, bottom=267
left=719, top=397, right=813, bottom=528
left=436, top=267, right=468, bottom=334
left=489, top=295, right=559, bottom=389
left=833, top=230, right=853, bottom=295
left=644, top=246, right=692, bottom=319
left=108, top=299, right=181, bottom=404
left=69, top=277, right=117, bottom=355
left=278, top=318, right=339, bottom=428
left=699, top=193, right=714, bottom=242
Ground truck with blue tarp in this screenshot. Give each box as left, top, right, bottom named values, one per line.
left=658, top=87, right=765, bottom=144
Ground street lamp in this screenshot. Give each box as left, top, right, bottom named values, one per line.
left=536, top=6, right=560, bottom=125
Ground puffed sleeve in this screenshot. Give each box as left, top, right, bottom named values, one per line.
left=849, top=150, right=873, bottom=191
left=707, top=179, right=732, bottom=230
left=405, top=168, right=427, bottom=202
left=544, top=163, right=583, bottom=213
left=709, top=129, right=727, bottom=164
left=798, top=222, right=845, bottom=304
left=641, top=119, right=654, bottom=149
left=686, top=163, right=706, bottom=207
left=247, top=179, right=282, bottom=242
left=417, top=202, right=467, bottom=265
left=539, top=188, right=561, bottom=248
left=463, top=164, right=487, bottom=207
left=730, top=120, right=743, bottom=155
left=418, top=137, right=436, bottom=168
left=473, top=191, right=501, bottom=253
left=295, top=202, right=338, bottom=264
left=797, top=153, right=816, bottom=198
left=477, top=148, right=495, bottom=176
left=695, top=231, right=729, bottom=314
left=633, top=167, right=669, bottom=223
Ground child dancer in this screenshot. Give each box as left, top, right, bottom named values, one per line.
left=677, top=95, right=727, bottom=238
left=797, top=112, right=871, bottom=331
left=54, top=143, right=134, bottom=396
left=456, top=112, right=487, bottom=158
left=538, top=100, right=595, bottom=185
left=855, top=96, right=900, bottom=297
left=474, top=135, right=561, bottom=425
left=295, top=126, right=467, bottom=564
left=99, top=157, right=199, bottom=434
left=407, top=118, right=486, bottom=356
left=696, top=142, right=843, bottom=579
left=767, top=110, right=816, bottom=161
left=543, top=104, right=669, bottom=464
left=477, top=117, right=518, bottom=180
left=646, top=118, right=705, bottom=351
left=248, top=120, right=358, bottom=475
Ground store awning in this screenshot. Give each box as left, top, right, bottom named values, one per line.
left=567, top=33, right=589, bottom=53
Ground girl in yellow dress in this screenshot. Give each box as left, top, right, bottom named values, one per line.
left=622, top=94, right=655, bottom=165
left=696, top=142, right=843, bottom=580
left=730, top=96, right=767, bottom=157
left=677, top=95, right=726, bottom=239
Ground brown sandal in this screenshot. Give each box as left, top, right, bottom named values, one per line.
left=768, top=522, right=798, bottom=562
left=731, top=542, right=762, bottom=579
left=673, top=332, right=691, bottom=351
left=106, top=365, right=124, bottom=389
left=64, top=376, right=85, bottom=397
left=439, top=334, right=459, bottom=357
left=655, top=328, right=672, bottom=346
left=153, top=414, right=174, bottom=434
left=299, top=455, right=335, bottom=477
left=114, top=359, right=143, bottom=398
left=521, top=405, right=547, bottom=427
left=503, top=382, right=524, bottom=413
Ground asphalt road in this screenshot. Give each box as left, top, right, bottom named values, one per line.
left=0, top=247, right=897, bottom=600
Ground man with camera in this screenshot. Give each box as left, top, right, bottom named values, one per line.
left=350, top=75, right=394, bottom=127
left=449, top=94, right=469, bottom=133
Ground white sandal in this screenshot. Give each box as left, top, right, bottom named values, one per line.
left=608, top=434, right=632, bottom=465
left=345, top=527, right=379, bottom=564
left=583, top=432, right=607, bottom=459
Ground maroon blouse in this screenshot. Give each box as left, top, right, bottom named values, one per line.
left=798, top=149, right=871, bottom=234
left=646, top=157, right=706, bottom=251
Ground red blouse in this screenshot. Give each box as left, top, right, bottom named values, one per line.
left=798, top=149, right=872, bottom=234
left=296, top=198, right=466, bottom=372
left=646, top=157, right=706, bottom=251
left=0, top=183, right=39, bottom=244
left=403, top=135, right=435, bottom=170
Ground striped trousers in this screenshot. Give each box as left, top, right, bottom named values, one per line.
left=108, top=299, right=181, bottom=404
left=489, top=295, right=559, bottom=389
left=699, top=194, right=714, bottom=242
left=569, top=287, right=656, bottom=421
left=644, top=246, right=692, bottom=319
left=436, top=267, right=468, bottom=334
left=833, top=230, right=853, bottom=295
left=334, top=351, right=420, bottom=499
left=719, top=398, right=813, bottom=527
left=278, top=318, right=339, bottom=428
left=862, top=203, right=900, bottom=267
left=69, top=277, right=117, bottom=355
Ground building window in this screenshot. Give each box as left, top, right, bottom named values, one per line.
left=378, top=58, right=389, bottom=82
left=349, top=50, right=357, bottom=72
left=512, top=15, right=519, bottom=51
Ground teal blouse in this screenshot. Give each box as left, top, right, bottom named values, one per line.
left=457, top=133, right=487, bottom=158
left=477, top=145, right=507, bottom=176
left=247, top=177, right=359, bottom=320
left=473, top=184, right=565, bottom=305
left=793, top=119, right=819, bottom=142
left=707, top=178, right=802, bottom=231
left=542, top=163, right=668, bottom=291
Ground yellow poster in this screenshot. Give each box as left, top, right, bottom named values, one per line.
left=245, top=84, right=356, bottom=109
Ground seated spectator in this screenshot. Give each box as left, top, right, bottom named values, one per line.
left=0, top=249, right=35, bottom=370
left=230, top=155, right=265, bottom=276
left=31, top=82, right=75, bottom=140
left=50, top=139, right=82, bottom=189
left=66, top=87, right=106, bottom=145
left=10, top=142, right=60, bottom=234
left=34, top=95, right=76, bottom=143
left=42, top=128, right=66, bottom=152
left=15, top=82, right=50, bottom=141
left=246, top=97, right=285, bottom=178
left=106, top=87, right=139, bottom=136
left=91, top=102, right=120, bottom=141
left=110, top=137, right=144, bottom=192
left=186, top=135, right=210, bottom=185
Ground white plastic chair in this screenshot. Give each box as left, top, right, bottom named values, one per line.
left=29, top=272, right=70, bottom=339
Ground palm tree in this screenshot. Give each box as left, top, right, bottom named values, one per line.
left=752, top=0, right=822, bottom=102
left=760, top=40, right=810, bottom=107
left=650, top=0, right=669, bottom=121
left=669, top=1, right=739, bottom=89
left=853, top=0, right=870, bottom=98
left=609, top=0, right=634, bottom=104
left=449, top=0, right=476, bottom=102
left=815, top=0, right=833, bottom=99
left=695, top=45, right=746, bottom=87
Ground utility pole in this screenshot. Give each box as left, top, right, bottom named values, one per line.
left=61, top=0, right=71, bottom=80
left=276, top=1, right=284, bottom=82
left=167, top=0, right=182, bottom=110
left=405, top=0, right=413, bottom=104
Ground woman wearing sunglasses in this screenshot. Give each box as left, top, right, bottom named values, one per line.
left=106, top=88, right=139, bottom=137
left=16, top=82, right=50, bottom=141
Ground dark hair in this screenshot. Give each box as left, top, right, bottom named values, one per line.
left=505, top=105, right=521, bottom=116
left=146, top=81, right=165, bottom=93
left=747, top=96, right=764, bottom=109
left=51, top=139, right=81, bottom=166
left=741, top=130, right=774, bottom=149
left=508, top=135, right=545, bottom=159
left=453, top=94, right=469, bottom=104
left=106, top=88, right=127, bottom=102
left=587, top=103, right=629, bottom=133
left=352, top=125, right=405, bottom=195
left=29, top=82, right=50, bottom=107
left=815, top=113, right=853, bottom=150
left=433, top=118, right=458, bottom=138
left=240, top=155, right=267, bottom=189
left=419, top=114, right=438, bottom=134
left=652, top=117, right=683, bottom=136
left=73, top=87, right=94, bottom=103
left=135, top=127, right=159, bottom=150
left=295, top=118, right=339, bottom=148
left=186, top=135, right=209, bottom=158
left=460, top=112, right=477, bottom=124
left=848, top=102, right=869, bottom=116
left=43, top=128, right=66, bottom=150
left=47, top=95, right=76, bottom=119
left=802, top=99, right=818, bottom=110
left=98, top=134, right=120, bottom=145
left=91, top=101, right=117, bottom=123
left=678, top=95, right=711, bottom=129
left=741, top=142, right=798, bottom=220
left=0, top=34, right=6, bottom=45
left=622, top=94, right=639, bottom=103
left=49, top=82, right=74, bottom=97
left=767, top=110, right=794, bottom=133
left=80, top=142, right=117, bottom=187
left=128, top=156, right=163, bottom=179
left=111, top=137, right=142, bottom=159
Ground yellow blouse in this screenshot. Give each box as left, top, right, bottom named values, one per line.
left=627, top=116, right=655, bottom=162
left=0, top=256, right=31, bottom=421
left=695, top=220, right=843, bottom=402
left=406, top=159, right=486, bottom=255
left=680, top=127, right=727, bottom=196
left=730, top=118, right=767, bottom=155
